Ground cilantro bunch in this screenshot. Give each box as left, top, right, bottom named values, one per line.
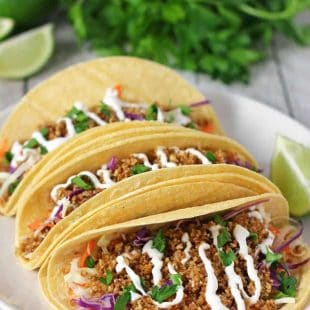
left=61, top=0, right=310, bottom=83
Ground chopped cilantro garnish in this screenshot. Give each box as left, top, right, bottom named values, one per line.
left=8, top=180, right=20, bottom=195
left=205, top=151, right=216, bottom=163
left=265, top=248, right=282, bottom=264
left=24, top=138, right=39, bottom=149
left=140, top=277, right=147, bottom=290
left=71, top=175, right=94, bottom=190
left=130, top=164, right=151, bottom=175
left=74, top=121, right=89, bottom=133
left=3, top=151, right=13, bottom=165
left=180, top=105, right=192, bottom=116
left=115, top=290, right=131, bottom=310
left=145, top=104, right=158, bottom=120
left=100, top=102, right=111, bottom=116
left=219, top=249, right=236, bottom=266
left=76, top=110, right=88, bottom=122
left=217, top=227, right=231, bottom=248
left=213, top=214, right=227, bottom=226
left=187, top=122, right=197, bottom=129
left=85, top=255, right=95, bottom=268
left=170, top=273, right=182, bottom=286
left=278, top=272, right=297, bottom=297
left=40, top=145, right=48, bottom=155
left=249, top=232, right=258, bottom=243
left=99, top=270, right=113, bottom=285
left=152, top=229, right=166, bottom=253
left=151, top=284, right=178, bottom=303
left=40, top=127, right=49, bottom=137
left=66, top=106, right=79, bottom=118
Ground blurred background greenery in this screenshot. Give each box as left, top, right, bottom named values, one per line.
left=0, top=0, right=309, bottom=82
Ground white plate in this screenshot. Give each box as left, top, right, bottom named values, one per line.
left=0, top=92, right=309, bottom=309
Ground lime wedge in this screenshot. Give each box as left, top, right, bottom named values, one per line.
left=0, top=23, right=54, bottom=79
left=271, top=135, right=310, bottom=216
left=0, top=17, right=14, bottom=40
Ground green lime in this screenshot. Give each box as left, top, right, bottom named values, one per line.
left=0, top=23, right=54, bottom=79
left=0, top=0, right=56, bottom=28
left=271, top=135, right=310, bottom=217
left=0, top=17, right=14, bottom=40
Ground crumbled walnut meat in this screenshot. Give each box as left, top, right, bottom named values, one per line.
left=64, top=212, right=278, bottom=309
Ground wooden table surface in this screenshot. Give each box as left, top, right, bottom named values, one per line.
left=0, top=19, right=309, bottom=129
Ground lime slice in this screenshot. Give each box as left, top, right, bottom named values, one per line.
left=0, top=17, right=14, bottom=40
left=0, top=23, right=54, bottom=79
left=271, top=135, right=310, bottom=216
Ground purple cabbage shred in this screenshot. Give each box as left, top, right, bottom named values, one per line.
left=133, top=226, right=151, bottom=247
left=107, top=156, right=118, bottom=171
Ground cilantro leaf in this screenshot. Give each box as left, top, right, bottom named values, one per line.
left=219, top=249, right=236, bottom=266
left=130, top=164, right=151, bottom=175
left=206, top=151, right=216, bottom=163
left=85, top=256, right=95, bottom=268
left=100, top=102, right=111, bottom=116
left=187, top=122, right=197, bottom=129
left=3, top=151, right=13, bottom=165
left=99, top=270, right=113, bottom=285
left=8, top=180, right=20, bottom=195
left=249, top=232, right=258, bottom=243
left=114, top=290, right=131, bottom=310
left=278, top=272, right=297, bottom=297
left=145, top=104, right=158, bottom=120
left=152, top=229, right=166, bottom=253
left=170, top=273, right=182, bottom=286
left=265, top=248, right=283, bottom=264
left=71, top=175, right=94, bottom=190
left=213, top=214, right=227, bottom=226
left=24, top=138, right=39, bottom=149
left=40, top=127, right=49, bottom=138
left=180, top=105, right=192, bottom=116
left=217, top=227, right=231, bottom=248
left=151, top=284, right=178, bottom=303
left=40, top=145, right=48, bottom=155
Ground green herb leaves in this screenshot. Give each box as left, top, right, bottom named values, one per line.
left=71, top=175, right=94, bottom=190
left=99, top=270, right=113, bottom=285
left=179, top=105, right=191, bottom=116
left=152, top=229, right=166, bottom=253
left=115, top=284, right=136, bottom=310
left=67, top=106, right=90, bottom=133
left=205, top=151, right=216, bottom=163
left=219, top=249, right=236, bottom=266
left=217, top=227, right=231, bottom=248
left=24, top=138, right=39, bottom=149
left=265, top=248, right=283, bottom=264
left=275, top=272, right=297, bottom=298
left=85, top=255, right=95, bottom=268
left=145, top=104, right=158, bottom=120
left=100, top=102, right=111, bottom=116
left=151, top=284, right=178, bottom=303
left=130, top=164, right=151, bottom=175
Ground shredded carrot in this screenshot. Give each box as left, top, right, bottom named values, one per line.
left=269, top=224, right=280, bottom=236
left=201, top=122, right=214, bottom=133
left=114, top=84, right=122, bottom=97
left=28, top=219, right=43, bottom=230
left=0, top=140, right=8, bottom=159
left=79, top=239, right=96, bottom=268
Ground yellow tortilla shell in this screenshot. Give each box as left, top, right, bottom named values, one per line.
left=40, top=193, right=310, bottom=310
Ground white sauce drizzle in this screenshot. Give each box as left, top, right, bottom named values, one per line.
left=209, top=225, right=221, bottom=248
left=74, top=102, right=107, bottom=125
left=115, top=255, right=147, bottom=296
left=102, top=88, right=126, bottom=120
left=257, top=230, right=275, bottom=255
left=185, top=148, right=212, bottom=165
left=248, top=211, right=264, bottom=222
left=133, top=153, right=159, bottom=170
left=156, top=146, right=177, bottom=168
left=181, top=233, right=192, bottom=264
left=142, top=240, right=163, bottom=286
left=233, top=224, right=261, bottom=304
left=275, top=297, right=296, bottom=304
left=198, top=242, right=229, bottom=310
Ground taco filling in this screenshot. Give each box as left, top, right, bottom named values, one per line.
left=0, top=85, right=211, bottom=202
left=63, top=204, right=309, bottom=309
left=21, top=146, right=258, bottom=258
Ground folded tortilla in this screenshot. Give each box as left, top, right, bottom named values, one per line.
left=41, top=193, right=310, bottom=309
left=0, top=56, right=222, bottom=216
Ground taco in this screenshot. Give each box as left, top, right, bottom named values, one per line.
left=42, top=194, right=310, bottom=310
left=0, top=56, right=222, bottom=215
left=15, top=129, right=273, bottom=269
left=3, top=122, right=190, bottom=216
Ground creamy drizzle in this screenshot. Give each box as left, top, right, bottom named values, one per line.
left=181, top=233, right=192, bottom=264
left=142, top=240, right=163, bottom=286
left=156, top=147, right=177, bottom=168
left=115, top=255, right=147, bottom=295
left=248, top=210, right=264, bottom=222
left=233, top=224, right=261, bottom=304
left=133, top=153, right=159, bottom=170
left=185, top=148, right=212, bottom=164
left=198, top=242, right=229, bottom=310
left=275, top=297, right=296, bottom=304
left=209, top=225, right=221, bottom=248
